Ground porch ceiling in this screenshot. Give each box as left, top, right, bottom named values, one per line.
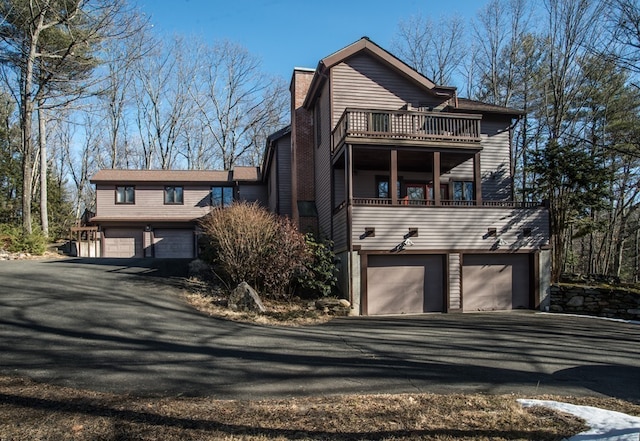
left=342, top=147, right=473, bottom=173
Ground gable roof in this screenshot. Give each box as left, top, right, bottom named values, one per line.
left=90, top=167, right=261, bottom=184
left=303, top=37, right=456, bottom=109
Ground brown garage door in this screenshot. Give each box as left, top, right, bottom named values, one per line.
left=367, top=254, right=444, bottom=315
left=103, top=228, right=143, bottom=258
left=153, top=229, right=194, bottom=258
left=462, top=254, right=530, bottom=311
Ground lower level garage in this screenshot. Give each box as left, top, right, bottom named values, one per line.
left=462, top=254, right=530, bottom=311
left=102, top=228, right=143, bottom=258
left=152, top=229, right=195, bottom=258
left=366, top=254, right=444, bottom=315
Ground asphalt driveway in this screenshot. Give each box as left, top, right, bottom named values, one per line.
left=0, top=258, right=639, bottom=400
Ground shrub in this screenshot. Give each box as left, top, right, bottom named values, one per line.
left=199, top=202, right=310, bottom=298
left=0, top=223, right=47, bottom=255
left=295, top=234, right=338, bottom=298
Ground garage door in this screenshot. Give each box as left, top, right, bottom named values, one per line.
left=462, top=254, right=530, bottom=311
left=153, top=229, right=194, bottom=258
left=367, top=255, right=444, bottom=315
left=103, top=228, right=143, bottom=258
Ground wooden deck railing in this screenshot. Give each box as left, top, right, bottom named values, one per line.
left=351, top=198, right=543, bottom=208
left=332, top=108, right=482, bottom=152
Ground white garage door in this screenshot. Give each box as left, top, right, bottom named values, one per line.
left=153, top=229, right=194, bottom=258
left=367, top=255, right=444, bottom=315
left=462, top=254, right=530, bottom=312
left=103, top=228, right=143, bottom=258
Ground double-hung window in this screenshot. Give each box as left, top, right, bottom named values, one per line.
left=115, top=186, right=135, bottom=204
left=164, top=186, right=184, bottom=205
left=211, top=186, right=233, bottom=207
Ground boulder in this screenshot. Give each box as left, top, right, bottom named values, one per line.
left=314, top=297, right=351, bottom=316
left=228, top=282, right=266, bottom=313
left=315, top=297, right=350, bottom=309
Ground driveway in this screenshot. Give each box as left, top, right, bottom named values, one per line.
left=0, top=258, right=639, bottom=400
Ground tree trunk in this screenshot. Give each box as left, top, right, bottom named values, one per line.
left=21, top=90, right=34, bottom=235
left=38, top=103, right=48, bottom=237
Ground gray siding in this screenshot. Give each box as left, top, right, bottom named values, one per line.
left=277, top=134, right=292, bottom=217
left=95, top=184, right=212, bottom=219
left=315, top=85, right=333, bottom=237
left=331, top=54, right=444, bottom=127
left=238, top=183, right=267, bottom=205
left=449, top=253, right=461, bottom=310
left=445, top=120, right=512, bottom=201
left=480, top=120, right=512, bottom=200
left=352, top=206, right=549, bottom=251
left=332, top=207, right=348, bottom=252
left=267, top=156, right=278, bottom=213
left=96, top=182, right=264, bottom=220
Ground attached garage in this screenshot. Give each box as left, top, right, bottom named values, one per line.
left=103, top=228, right=143, bottom=258
left=462, top=254, right=530, bottom=311
left=152, top=229, right=194, bottom=258
left=366, top=254, right=444, bottom=315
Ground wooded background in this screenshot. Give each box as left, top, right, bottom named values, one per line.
left=0, top=0, right=638, bottom=282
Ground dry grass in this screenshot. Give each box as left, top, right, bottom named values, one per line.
left=0, top=375, right=610, bottom=441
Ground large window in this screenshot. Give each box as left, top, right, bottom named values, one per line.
left=453, top=181, right=474, bottom=203
left=212, top=186, right=233, bottom=207
left=164, top=186, right=184, bottom=205
left=115, top=186, right=135, bottom=204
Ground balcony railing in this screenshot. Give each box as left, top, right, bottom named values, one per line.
left=332, top=108, right=482, bottom=152
left=351, top=198, right=543, bottom=208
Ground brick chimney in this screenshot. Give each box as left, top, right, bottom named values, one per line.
left=290, top=68, right=317, bottom=233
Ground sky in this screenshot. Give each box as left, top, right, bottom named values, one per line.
left=134, top=0, right=485, bottom=80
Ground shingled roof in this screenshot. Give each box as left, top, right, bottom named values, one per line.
left=90, top=167, right=261, bottom=183
left=453, top=98, right=524, bottom=116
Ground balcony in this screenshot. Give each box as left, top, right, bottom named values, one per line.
left=350, top=198, right=543, bottom=208
left=332, top=108, right=482, bottom=153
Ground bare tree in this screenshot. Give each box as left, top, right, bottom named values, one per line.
left=472, top=0, right=532, bottom=106
left=191, top=40, right=288, bottom=170
left=132, top=36, right=195, bottom=169
left=393, top=13, right=467, bottom=86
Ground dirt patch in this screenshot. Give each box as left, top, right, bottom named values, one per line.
left=0, top=375, right=604, bottom=441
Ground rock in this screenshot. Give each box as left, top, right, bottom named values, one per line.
left=549, top=304, right=564, bottom=312
left=627, top=309, right=640, bottom=316
left=315, top=298, right=348, bottom=309
left=567, top=296, right=584, bottom=307
left=228, top=282, right=266, bottom=313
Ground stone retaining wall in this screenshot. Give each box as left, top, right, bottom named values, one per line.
left=550, top=284, right=640, bottom=321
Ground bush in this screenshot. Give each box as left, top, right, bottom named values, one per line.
left=295, top=234, right=338, bottom=298
left=199, top=202, right=310, bottom=298
left=0, top=223, right=47, bottom=255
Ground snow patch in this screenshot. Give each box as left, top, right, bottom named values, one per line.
left=519, top=399, right=640, bottom=441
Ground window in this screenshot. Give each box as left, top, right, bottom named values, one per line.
left=211, top=186, right=233, bottom=207
left=453, top=181, right=474, bottom=202
left=375, top=176, right=401, bottom=199
left=164, top=186, right=184, bottom=204
left=115, top=186, right=135, bottom=204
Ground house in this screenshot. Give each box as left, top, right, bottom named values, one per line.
left=264, top=37, right=551, bottom=315
left=89, top=168, right=264, bottom=258
left=89, top=37, right=550, bottom=316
